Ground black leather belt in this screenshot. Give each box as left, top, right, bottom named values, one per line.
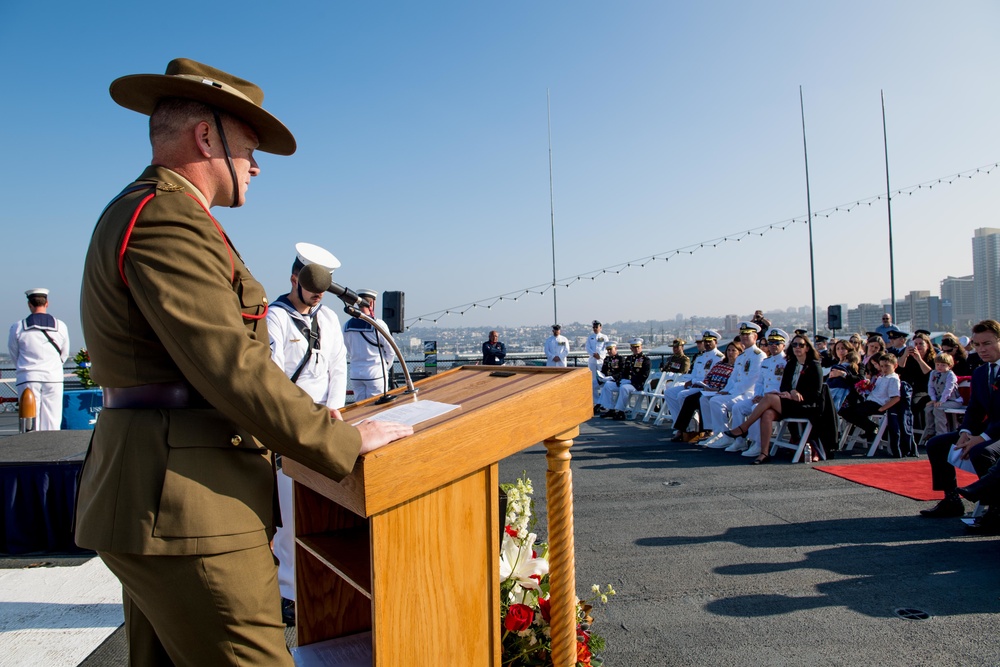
left=103, top=382, right=212, bottom=409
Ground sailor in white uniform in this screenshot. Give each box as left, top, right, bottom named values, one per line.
left=703, top=321, right=764, bottom=447
left=586, top=320, right=609, bottom=404
left=545, top=324, right=570, bottom=367
left=8, top=288, right=70, bottom=431
left=662, top=330, right=724, bottom=426
left=344, top=289, right=396, bottom=401
left=266, top=243, right=347, bottom=625
left=732, top=328, right=789, bottom=456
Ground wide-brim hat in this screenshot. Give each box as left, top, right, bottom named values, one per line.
left=110, top=58, right=296, bottom=155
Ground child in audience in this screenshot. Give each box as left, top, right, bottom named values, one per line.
left=838, top=353, right=901, bottom=441
left=923, top=352, right=963, bottom=441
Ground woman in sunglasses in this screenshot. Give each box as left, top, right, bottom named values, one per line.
left=939, top=334, right=971, bottom=377
left=724, top=334, right=824, bottom=464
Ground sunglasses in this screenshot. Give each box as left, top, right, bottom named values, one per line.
left=791, top=343, right=807, bottom=348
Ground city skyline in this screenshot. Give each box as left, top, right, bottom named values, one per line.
left=2, top=2, right=998, bottom=348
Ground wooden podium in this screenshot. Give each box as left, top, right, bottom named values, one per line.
left=283, top=365, right=591, bottom=666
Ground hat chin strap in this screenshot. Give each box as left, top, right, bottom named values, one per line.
left=212, top=110, right=240, bottom=208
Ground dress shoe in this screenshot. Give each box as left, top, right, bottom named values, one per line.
left=957, top=478, right=996, bottom=504
left=725, top=437, right=748, bottom=453
left=670, top=433, right=685, bottom=443
left=281, top=597, right=296, bottom=627
left=741, top=442, right=762, bottom=458
left=698, top=431, right=718, bottom=445
left=919, top=497, right=965, bottom=518
left=612, top=410, right=627, bottom=421
left=965, top=507, right=1000, bottom=535
left=593, top=404, right=603, bottom=416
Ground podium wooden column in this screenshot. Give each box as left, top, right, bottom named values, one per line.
left=283, top=365, right=591, bottom=666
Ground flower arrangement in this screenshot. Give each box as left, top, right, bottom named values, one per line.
left=854, top=377, right=873, bottom=398
left=500, top=474, right=614, bottom=667
left=72, top=348, right=96, bottom=388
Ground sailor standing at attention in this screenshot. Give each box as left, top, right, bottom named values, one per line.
left=73, top=58, right=411, bottom=666
left=586, top=320, right=609, bottom=405
left=545, top=324, right=570, bottom=367
left=343, top=289, right=397, bottom=401
left=266, top=243, right=347, bottom=626
left=8, top=288, right=70, bottom=430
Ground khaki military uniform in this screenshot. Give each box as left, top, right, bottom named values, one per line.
left=76, top=166, right=363, bottom=665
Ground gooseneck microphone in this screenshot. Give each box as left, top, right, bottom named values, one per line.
left=298, top=263, right=418, bottom=403
left=298, top=263, right=362, bottom=307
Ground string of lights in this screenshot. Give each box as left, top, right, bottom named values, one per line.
left=405, top=162, right=998, bottom=328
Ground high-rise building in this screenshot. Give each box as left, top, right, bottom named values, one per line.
left=972, top=228, right=1000, bottom=321
left=847, top=303, right=888, bottom=335
left=724, top=314, right=739, bottom=336
left=941, top=275, right=975, bottom=331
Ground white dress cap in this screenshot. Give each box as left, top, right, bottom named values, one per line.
left=295, top=242, right=341, bottom=273
left=25, top=288, right=50, bottom=297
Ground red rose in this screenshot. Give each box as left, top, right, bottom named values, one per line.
left=505, top=525, right=518, bottom=538
left=504, top=603, right=534, bottom=632
left=538, top=597, right=551, bottom=623
left=577, top=639, right=592, bottom=664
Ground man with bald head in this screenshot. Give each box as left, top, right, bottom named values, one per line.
left=75, top=59, right=411, bottom=665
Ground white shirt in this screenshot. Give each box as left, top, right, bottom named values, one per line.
left=344, top=314, right=396, bottom=381
left=267, top=298, right=346, bottom=408
left=8, top=313, right=70, bottom=384
left=586, top=332, right=609, bottom=361
left=545, top=334, right=570, bottom=367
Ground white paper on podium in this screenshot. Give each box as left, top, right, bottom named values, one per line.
left=352, top=399, right=460, bottom=427
left=290, top=631, right=371, bottom=666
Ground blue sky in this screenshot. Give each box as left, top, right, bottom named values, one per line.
left=1, top=1, right=997, bottom=347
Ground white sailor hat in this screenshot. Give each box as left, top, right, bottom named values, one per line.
left=959, top=336, right=970, bottom=347
left=25, top=288, right=49, bottom=298
left=629, top=337, right=643, bottom=347
left=739, top=321, right=761, bottom=334
left=294, top=242, right=341, bottom=273
left=702, top=329, right=721, bottom=341
left=766, top=328, right=789, bottom=343
left=358, top=288, right=379, bottom=300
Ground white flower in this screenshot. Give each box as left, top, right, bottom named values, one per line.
left=499, top=532, right=549, bottom=589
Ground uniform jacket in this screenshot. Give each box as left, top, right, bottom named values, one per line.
left=690, top=348, right=724, bottom=384
left=724, top=345, right=764, bottom=396
left=8, top=313, right=70, bottom=383
left=623, top=352, right=651, bottom=388
left=267, top=297, right=346, bottom=408
left=585, top=333, right=609, bottom=361
left=601, top=353, right=625, bottom=384
left=544, top=334, right=570, bottom=367
left=662, top=353, right=690, bottom=375
left=960, top=362, right=1000, bottom=441
left=76, top=166, right=362, bottom=556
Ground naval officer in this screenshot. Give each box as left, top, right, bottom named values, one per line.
left=703, top=321, right=764, bottom=448
left=586, top=320, right=610, bottom=405
left=662, top=330, right=724, bottom=429
left=605, top=338, right=651, bottom=420
left=74, top=58, right=412, bottom=666
left=545, top=324, right=570, bottom=367
left=728, top=328, right=788, bottom=456
left=343, top=289, right=397, bottom=401
left=266, top=243, right=347, bottom=626
left=8, top=288, right=70, bottom=430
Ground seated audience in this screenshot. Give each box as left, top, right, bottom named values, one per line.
left=898, top=332, right=935, bottom=426
left=827, top=340, right=863, bottom=412
left=724, top=333, right=824, bottom=465
left=861, top=335, right=886, bottom=378
left=838, top=353, right=901, bottom=443
left=939, top=334, right=972, bottom=377
left=729, top=328, right=789, bottom=457
left=670, top=341, right=741, bottom=442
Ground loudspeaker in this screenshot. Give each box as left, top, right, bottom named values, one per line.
left=827, top=305, right=842, bottom=331
left=382, top=291, right=405, bottom=333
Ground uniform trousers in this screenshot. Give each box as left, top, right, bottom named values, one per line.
left=588, top=358, right=602, bottom=403
left=614, top=381, right=637, bottom=412
left=16, top=380, right=63, bottom=431
left=598, top=380, right=620, bottom=410
left=351, top=378, right=388, bottom=402
left=274, top=468, right=296, bottom=601
left=731, top=398, right=761, bottom=444
left=702, top=392, right=751, bottom=433
left=925, top=432, right=1000, bottom=493
left=100, top=545, right=292, bottom=667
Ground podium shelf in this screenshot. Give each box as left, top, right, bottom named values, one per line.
left=298, top=528, right=372, bottom=600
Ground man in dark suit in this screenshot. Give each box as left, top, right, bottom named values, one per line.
left=920, top=319, right=1000, bottom=533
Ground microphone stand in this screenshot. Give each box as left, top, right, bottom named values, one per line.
left=344, top=305, right=418, bottom=404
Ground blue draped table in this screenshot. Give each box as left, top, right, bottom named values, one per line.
left=0, top=430, right=92, bottom=555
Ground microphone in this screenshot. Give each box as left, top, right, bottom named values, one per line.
left=298, top=263, right=362, bottom=307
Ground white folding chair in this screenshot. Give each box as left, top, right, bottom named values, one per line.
left=625, top=372, right=665, bottom=419
left=769, top=418, right=825, bottom=463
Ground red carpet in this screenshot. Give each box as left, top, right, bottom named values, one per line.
left=815, top=460, right=978, bottom=501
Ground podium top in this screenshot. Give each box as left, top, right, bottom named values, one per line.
left=284, top=365, right=591, bottom=516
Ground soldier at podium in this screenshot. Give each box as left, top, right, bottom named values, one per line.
left=74, top=58, right=412, bottom=666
